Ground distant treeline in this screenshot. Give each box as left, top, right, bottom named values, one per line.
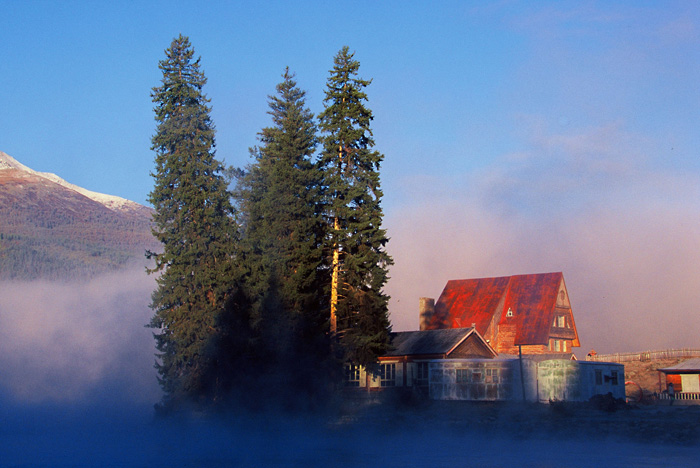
left=0, top=210, right=158, bottom=281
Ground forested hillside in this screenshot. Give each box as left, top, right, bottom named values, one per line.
left=0, top=165, right=157, bottom=281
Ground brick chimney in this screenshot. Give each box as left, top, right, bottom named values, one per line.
left=419, top=297, right=435, bottom=331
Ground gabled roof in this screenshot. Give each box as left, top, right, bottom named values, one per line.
left=385, top=327, right=492, bottom=357
left=503, top=272, right=563, bottom=345
left=658, top=358, right=700, bottom=374
left=430, top=272, right=570, bottom=346
left=431, top=276, right=510, bottom=333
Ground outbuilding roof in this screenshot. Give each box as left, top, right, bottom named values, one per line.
left=658, top=358, right=700, bottom=374
left=385, top=327, right=486, bottom=357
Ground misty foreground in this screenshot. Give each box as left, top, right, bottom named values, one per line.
left=1, top=271, right=699, bottom=467
left=2, top=397, right=699, bottom=468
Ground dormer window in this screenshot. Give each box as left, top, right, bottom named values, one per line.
left=506, top=307, right=513, bottom=317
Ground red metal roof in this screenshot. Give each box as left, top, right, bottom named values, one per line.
left=430, top=276, right=510, bottom=332
left=429, top=272, right=568, bottom=346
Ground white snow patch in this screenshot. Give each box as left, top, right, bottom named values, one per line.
left=0, top=151, right=144, bottom=213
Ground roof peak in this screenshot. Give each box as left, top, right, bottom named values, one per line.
left=449, top=272, right=563, bottom=282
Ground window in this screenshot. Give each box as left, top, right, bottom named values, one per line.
left=506, top=308, right=513, bottom=317
left=562, top=340, right=567, bottom=352
left=611, top=371, right=618, bottom=386
left=557, top=315, right=566, bottom=328
left=415, top=362, right=429, bottom=384
left=471, top=371, right=483, bottom=383
left=456, top=369, right=469, bottom=383
left=379, top=363, right=395, bottom=387
left=345, top=364, right=360, bottom=387
left=595, top=369, right=602, bottom=385
left=486, top=368, right=499, bottom=383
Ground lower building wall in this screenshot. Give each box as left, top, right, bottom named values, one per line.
left=537, top=360, right=625, bottom=402
left=428, top=359, right=538, bottom=402
left=426, top=359, right=625, bottom=402
left=537, top=360, right=582, bottom=401
left=347, top=359, right=626, bottom=402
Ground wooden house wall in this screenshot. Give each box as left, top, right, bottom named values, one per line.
left=662, top=373, right=700, bottom=394
left=495, top=324, right=517, bottom=354
left=555, top=282, right=571, bottom=308
left=665, top=374, right=682, bottom=391
left=485, top=292, right=506, bottom=347
left=497, top=340, right=550, bottom=355
left=681, top=374, right=700, bottom=393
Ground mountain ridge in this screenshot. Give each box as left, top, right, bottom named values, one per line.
left=0, top=151, right=148, bottom=214
left=0, top=151, right=158, bottom=280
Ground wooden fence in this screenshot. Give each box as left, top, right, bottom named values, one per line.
left=585, top=348, right=700, bottom=363
left=659, top=392, right=700, bottom=402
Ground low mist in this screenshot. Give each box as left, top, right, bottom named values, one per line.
left=0, top=231, right=699, bottom=466
left=0, top=267, right=160, bottom=407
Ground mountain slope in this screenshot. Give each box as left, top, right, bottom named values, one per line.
left=0, top=151, right=158, bottom=280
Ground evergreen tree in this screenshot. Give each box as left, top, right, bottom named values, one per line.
left=318, top=46, right=393, bottom=368
left=147, top=35, right=238, bottom=407
left=235, top=69, right=331, bottom=400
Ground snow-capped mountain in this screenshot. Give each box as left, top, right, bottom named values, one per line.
left=0, top=151, right=157, bottom=280
left=0, top=151, right=145, bottom=213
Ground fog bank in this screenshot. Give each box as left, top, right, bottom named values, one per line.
left=0, top=267, right=160, bottom=406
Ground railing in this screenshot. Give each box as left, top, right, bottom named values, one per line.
left=586, top=348, right=700, bottom=362
left=659, top=392, right=700, bottom=401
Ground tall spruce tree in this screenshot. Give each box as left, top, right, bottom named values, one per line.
left=235, top=69, right=330, bottom=397
left=318, top=46, right=393, bottom=368
left=147, top=35, right=238, bottom=406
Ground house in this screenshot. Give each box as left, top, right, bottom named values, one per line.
left=345, top=272, right=624, bottom=403
left=420, top=272, right=580, bottom=356
left=344, top=327, right=496, bottom=389
left=657, top=358, right=700, bottom=403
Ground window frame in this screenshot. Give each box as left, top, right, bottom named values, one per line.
left=344, top=364, right=361, bottom=387
left=415, top=362, right=429, bottom=383
left=379, top=363, right=396, bottom=387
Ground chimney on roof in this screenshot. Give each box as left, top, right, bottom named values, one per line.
left=419, top=297, right=435, bottom=331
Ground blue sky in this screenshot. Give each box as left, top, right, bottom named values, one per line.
left=7, top=1, right=697, bottom=209
left=3, top=1, right=700, bottom=354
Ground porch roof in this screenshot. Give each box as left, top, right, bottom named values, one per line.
left=658, top=358, right=700, bottom=374
left=385, top=327, right=475, bottom=357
